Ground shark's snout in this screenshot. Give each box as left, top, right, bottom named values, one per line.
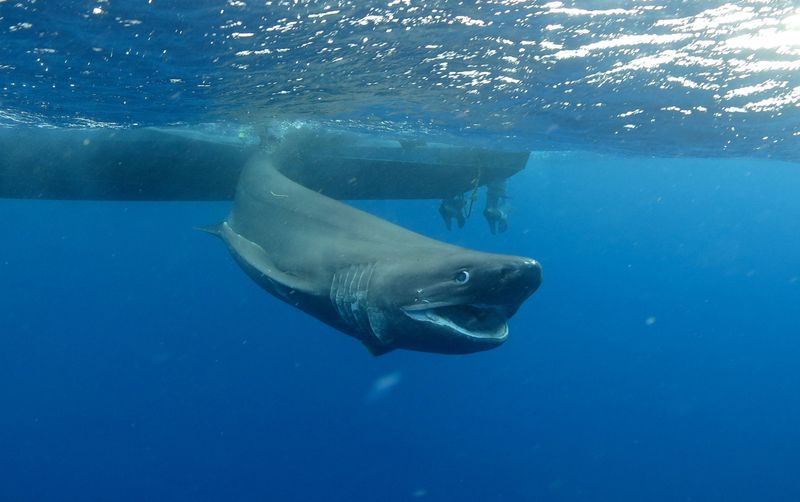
left=518, top=258, right=543, bottom=295
left=490, top=257, right=542, bottom=314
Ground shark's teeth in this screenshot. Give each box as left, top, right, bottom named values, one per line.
left=402, top=304, right=509, bottom=340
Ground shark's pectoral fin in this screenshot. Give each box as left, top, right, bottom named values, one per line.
left=362, top=339, right=395, bottom=357
left=361, top=308, right=395, bottom=355
left=216, top=221, right=317, bottom=294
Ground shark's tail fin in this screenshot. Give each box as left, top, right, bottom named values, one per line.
left=194, top=223, right=224, bottom=237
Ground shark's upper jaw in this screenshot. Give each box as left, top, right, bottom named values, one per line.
left=402, top=303, right=510, bottom=340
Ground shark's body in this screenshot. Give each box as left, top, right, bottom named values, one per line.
left=208, top=152, right=542, bottom=355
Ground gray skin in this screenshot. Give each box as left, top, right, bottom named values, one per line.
left=206, top=151, right=542, bottom=355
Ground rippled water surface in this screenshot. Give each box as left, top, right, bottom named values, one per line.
left=2, top=0, right=800, bottom=158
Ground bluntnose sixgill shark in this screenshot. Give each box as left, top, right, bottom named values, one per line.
left=203, top=152, right=542, bottom=355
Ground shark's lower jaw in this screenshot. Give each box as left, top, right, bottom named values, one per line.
left=402, top=304, right=510, bottom=340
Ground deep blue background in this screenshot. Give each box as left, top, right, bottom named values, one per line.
left=2, top=154, right=799, bottom=501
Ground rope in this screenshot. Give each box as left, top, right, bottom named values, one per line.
left=464, top=167, right=482, bottom=219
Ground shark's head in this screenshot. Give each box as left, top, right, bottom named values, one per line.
left=364, top=250, right=542, bottom=354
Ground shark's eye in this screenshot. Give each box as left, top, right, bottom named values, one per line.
left=454, top=270, right=470, bottom=284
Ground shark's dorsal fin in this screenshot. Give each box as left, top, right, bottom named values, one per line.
left=194, top=223, right=223, bottom=237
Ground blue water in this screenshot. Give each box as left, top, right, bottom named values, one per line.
left=2, top=2, right=800, bottom=501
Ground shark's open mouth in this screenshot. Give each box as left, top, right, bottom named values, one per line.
left=403, top=304, right=509, bottom=340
